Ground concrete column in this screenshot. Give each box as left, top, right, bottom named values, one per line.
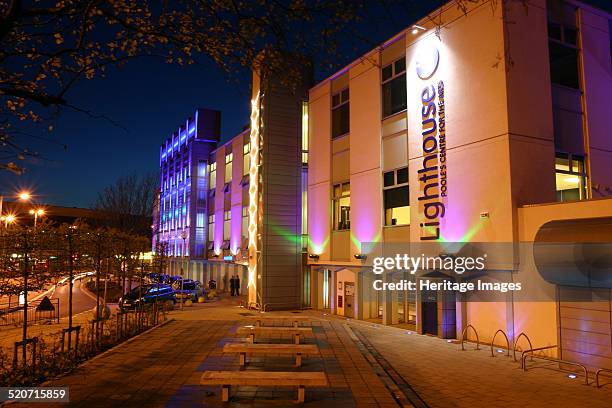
left=382, top=272, right=399, bottom=325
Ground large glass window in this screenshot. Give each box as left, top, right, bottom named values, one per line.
left=383, top=167, right=410, bottom=226
left=555, top=152, right=587, bottom=201
left=223, top=210, right=231, bottom=240
left=331, top=88, right=349, bottom=139
left=332, top=182, right=350, bottom=231
left=225, top=153, right=233, bottom=183
left=548, top=1, right=579, bottom=89
left=241, top=206, right=248, bottom=243
left=207, top=214, right=215, bottom=243
left=208, top=162, right=216, bottom=190
left=243, top=143, right=250, bottom=175
left=382, top=57, right=407, bottom=118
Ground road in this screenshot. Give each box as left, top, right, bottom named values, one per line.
left=51, top=278, right=97, bottom=318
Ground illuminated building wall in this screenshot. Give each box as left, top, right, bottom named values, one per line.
left=156, top=109, right=220, bottom=274
left=307, top=0, right=612, bottom=370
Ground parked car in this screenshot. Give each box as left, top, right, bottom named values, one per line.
left=162, top=275, right=182, bottom=285
left=172, top=279, right=204, bottom=301
left=145, top=273, right=161, bottom=284
left=119, top=284, right=176, bottom=311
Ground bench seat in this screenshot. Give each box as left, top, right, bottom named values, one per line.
left=223, top=343, right=319, bottom=367
left=236, top=326, right=313, bottom=344
left=201, top=370, right=328, bottom=403
left=246, top=315, right=314, bottom=327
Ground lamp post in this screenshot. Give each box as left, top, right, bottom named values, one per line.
left=29, top=208, right=44, bottom=228
left=0, top=190, right=31, bottom=228
left=180, top=230, right=187, bottom=310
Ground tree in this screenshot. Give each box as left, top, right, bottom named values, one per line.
left=93, top=172, right=157, bottom=236
left=0, top=0, right=367, bottom=174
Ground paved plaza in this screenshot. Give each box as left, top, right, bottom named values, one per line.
left=6, top=297, right=611, bottom=407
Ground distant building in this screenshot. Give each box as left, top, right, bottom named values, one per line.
left=156, top=59, right=311, bottom=309
left=1, top=201, right=129, bottom=227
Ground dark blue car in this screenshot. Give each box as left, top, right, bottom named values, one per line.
left=119, top=284, right=176, bottom=311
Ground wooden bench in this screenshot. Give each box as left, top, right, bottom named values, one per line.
left=200, top=371, right=328, bottom=403
left=223, top=343, right=319, bottom=367
left=236, top=326, right=313, bottom=344
left=246, top=315, right=313, bottom=328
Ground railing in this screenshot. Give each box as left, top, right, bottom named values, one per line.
left=520, top=344, right=558, bottom=368
left=0, top=298, right=60, bottom=326
left=490, top=329, right=510, bottom=357
left=512, top=331, right=534, bottom=362
left=460, top=324, right=480, bottom=350
left=521, top=347, right=588, bottom=385
left=595, top=368, right=612, bottom=388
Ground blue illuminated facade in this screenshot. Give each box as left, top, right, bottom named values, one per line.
left=155, top=109, right=220, bottom=270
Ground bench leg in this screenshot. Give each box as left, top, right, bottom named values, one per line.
left=293, top=320, right=298, bottom=328
left=222, top=385, right=230, bottom=402
left=256, top=320, right=261, bottom=327
left=294, top=334, right=300, bottom=345
left=249, top=333, right=255, bottom=343
left=295, top=353, right=302, bottom=368
left=297, top=385, right=305, bottom=403
left=239, top=352, right=246, bottom=366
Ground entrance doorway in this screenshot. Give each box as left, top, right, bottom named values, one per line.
left=421, top=289, right=438, bottom=335
left=344, top=282, right=355, bottom=318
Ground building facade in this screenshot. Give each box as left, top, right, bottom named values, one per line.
left=156, top=62, right=311, bottom=307
left=306, top=0, right=612, bottom=371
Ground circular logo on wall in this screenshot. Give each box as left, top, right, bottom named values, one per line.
left=416, top=46, right=439, bottom=80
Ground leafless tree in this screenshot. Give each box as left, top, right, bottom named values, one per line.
left=93, top=172, right=157, bottom=236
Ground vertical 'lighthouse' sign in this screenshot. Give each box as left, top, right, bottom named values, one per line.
left=416, top=44, right=447, bottom=241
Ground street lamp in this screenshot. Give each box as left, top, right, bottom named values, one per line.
left=0, top=190, right=32, bottom=228
left=29, top=208, right=44, bottom=228
left=1, top=214, right=16, bottom=228
left=180, top=229, right=187, bottom=310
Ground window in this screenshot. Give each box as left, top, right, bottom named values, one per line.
left=225, top=152, right=233, bottom=182
left=207, top=214, right=215, bottom=243
left=198, top=160, right=206, bottom=178
left=383, top=167, right=410, bottom=226
left=331, top=88, right=349, bottom=138
left=382, top=57, right=407, bottom=118
left=555, top=153, right=587, bottom=201
left=548, top=1, right=579, bottom=89
left=242, top=206, right=249, bottom=242
left=223, top=210, right=231, bottom=240
left=332, top=182, right=350, bottom=231
left=302, top=101, right=309, bottom=164
left=209, top=162, right=217, bottom=190
left=243, top=143, right=250, bottom=175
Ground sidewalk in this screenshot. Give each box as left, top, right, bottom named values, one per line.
left=5, top=298, right=610, bottom=407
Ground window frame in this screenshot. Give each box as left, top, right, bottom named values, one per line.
left=554, top=152, right=587, bottom=201
left=332, top=181, right=351, bottom=231
left=381, top=56, right=407, bottom=119
left=331, top=88, right=350, bottom=139
left=382, top=167, right=410, bottom=227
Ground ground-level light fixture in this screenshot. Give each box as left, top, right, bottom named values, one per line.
left=354, top=253, right=367, bottom=260
left=567, top=374, right=577, bottom=379
left=308, top=253, right=320, bottom=261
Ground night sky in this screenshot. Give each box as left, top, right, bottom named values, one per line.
left=1, top=0, right=610, bottom=209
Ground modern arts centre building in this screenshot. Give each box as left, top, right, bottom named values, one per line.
left=305, top=0, right=612, bottom=371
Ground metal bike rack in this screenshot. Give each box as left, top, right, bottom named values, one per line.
left=595, top=368, right=612, bottom=388
left=460, top=324, right=480, bottom=350
left=512, top=331, right=534, bottom=362
left=522, top=348, right=588, bottom=385
left=490, top=329, right=510, bottom=357
left=520, top=345, right=557, bottom=369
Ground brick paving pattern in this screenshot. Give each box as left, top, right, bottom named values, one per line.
left=6, top=298, right=611, bottom=407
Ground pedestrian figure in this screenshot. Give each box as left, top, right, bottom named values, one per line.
left=234, top=274, right=241, bottom=296
left=229, top=275, right=236, bottom=296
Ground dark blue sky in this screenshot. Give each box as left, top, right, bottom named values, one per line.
left=2, top=59, right=252, bottom=208
left=2, top=0, right=610, bottom=209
